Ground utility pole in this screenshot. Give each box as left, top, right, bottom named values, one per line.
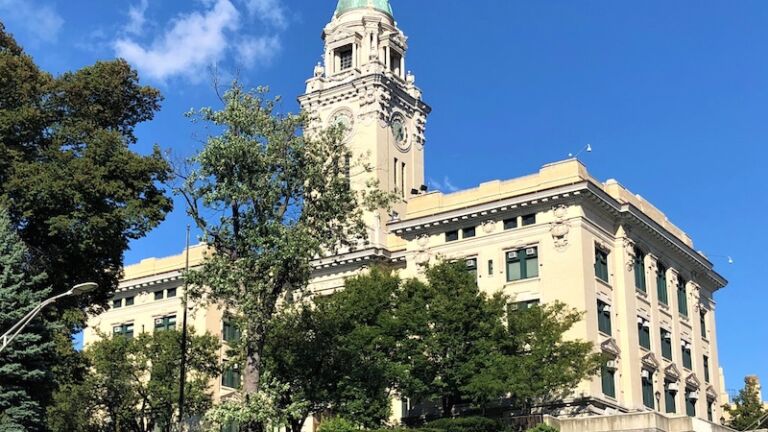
left=178, top=225, right=191, bottom=430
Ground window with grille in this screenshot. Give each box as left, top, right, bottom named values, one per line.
left=665, top=381, right=677, bottom=413
left=638, top=318, right=651, bottom=349
left=154, top=315, right=176, bottom=332
left=601, top=364, right=616, bottom=398
left=642, top=371, right=655, bottom=409
left=677, top=276, right=688, bottom=317
left=113, top=323, right=134, bottom=339
left=634, top=248, right=647, bottom=292
left=339, top=46, right=353, bottom=70
left=657, top=263, right=668, bottom=305
left=222, top=364, right=241, bottom=389
left=595, top=247, right=609, bottom=283
left=506, top=247, right=539, bottom=281
left=597, top=301, right=612, bottom=335
left=661, top=330, right=673, bottom=360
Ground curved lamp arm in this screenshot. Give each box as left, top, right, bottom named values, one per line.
left=0, top=282, right=97, bottom=354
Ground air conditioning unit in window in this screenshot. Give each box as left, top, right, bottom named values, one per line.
left=507, top=251, right=518, bottom=260
left=667, top=382, right=680, bottom=392
left=606, top=360, right=618, bottom=370
left=602, top=304, right=612, bottom=313
left=663, top=331, right=672, bottom=340
left=641, top=370, right=651, bottom=379
left=113, top=326, right=121, bottom=333
left=155, top=318, right=163, bottom=325
left=466, top=259, right=477, bottom=268
left=526, top=248, right=537, bottom=256
left=688, top=391, right=699, bottom=400
left=643, top=321, right=651, bottom=329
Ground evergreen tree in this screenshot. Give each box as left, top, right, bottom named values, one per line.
left=0, top=208, right=54, bottom=432
left=725, top=376, right=768, bottom=431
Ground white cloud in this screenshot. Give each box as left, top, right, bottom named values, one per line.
left=238, top=35, right=280, bottom=68
left=114, top=0, right=285, bottom=83
left=242, top=0, right=286, bottom=28
left=0, top=0, right=63, bottom=43
left=125, top=0, right=149, bottom=35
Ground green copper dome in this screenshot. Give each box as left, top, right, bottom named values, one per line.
left=335, top=0, right=393, bottom=17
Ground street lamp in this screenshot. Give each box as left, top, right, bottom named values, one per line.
left=0, top=282, right=98, bottom=353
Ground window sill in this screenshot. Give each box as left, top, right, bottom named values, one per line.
left=598, top=331, right=613, bottom=339
left=596, top=278, right=613, bottom=289
left=640, top=346, right=651, bottom=353
left=504, top=277, right=540, bottom=287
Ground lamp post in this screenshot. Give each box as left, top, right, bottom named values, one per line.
left=0, top=282, right=98, bottom=353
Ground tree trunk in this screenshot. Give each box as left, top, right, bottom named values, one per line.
left=441, top=395, right=454, bottom=418
left=289, top=416, right=305, bottom=432
left=242, top=321, right=268, bottom=432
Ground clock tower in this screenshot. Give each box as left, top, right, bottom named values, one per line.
left=299, top=0, right=431, bottom=248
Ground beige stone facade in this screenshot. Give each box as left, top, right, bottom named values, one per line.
left=85, top=1, right=730, bottom=430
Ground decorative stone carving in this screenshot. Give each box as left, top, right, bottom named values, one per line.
left=414, top=251, right=430, bottom=266
left=685, top=373, right=701, bottom=390
left=550, top=205, right=570, bottom=252
left=416, top=234, right=429, bottom=249
left=482, top=220, right=496, bottom=234
left=706, top=385, right=718, bottom=401
left=624, top=238, right=637, bottom=271
left=313, top=62, right=325, bottom=77
left=601, top=338, right=621, bottom=357
left=641, top=352, right=660, bottom=370
left=664, top=363, right=682, bottom=381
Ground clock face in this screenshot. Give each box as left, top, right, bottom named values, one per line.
left=331, top=111, right=353, bottom=139
left=391, top=115, right=408, bottom=148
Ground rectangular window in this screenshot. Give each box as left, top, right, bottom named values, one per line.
left=465, top=258, right=478, bottom=280
left=678, top=276, right=688, bottom=317
left=339, top=46, right=353, bottom=70
left=700, top=311, right=707, bottom=339
left=503, top=218, right=518, bottom=230
left=703, top=355, right=710, bottom=383
left=223, top=320, right=241, bottom=343
left=487, top=260, right=494, bottom=276
left=521, top=213, right=536, bottom=226
left=665, top=382, right=677, bottom=413
left=505, top=247, right=539, bottom=282
left=601, top=364, right=616, bottom=398
left=642, top=371, right=655, bottom=409
left=509, top=300, right=539, bottom=313
left=401, top=162, right=406, bottom=198
left=445, top=230, right=459, bottom=242
left=167, top=288, right=177, bottom=298
left=125, top=296, right=135, bottom=306
left=682, top=343, right=692, bottom=369
left=595, top=247, right=609, bottom=283
left=707, top=400, right=714, bottom=421
left=462, top=226, right=476, bottom=239
left=686, top=392, right=696, bottom=417
left=638, top=318, right=651, bottom=350
left=112, top=299, right=122, bottom=309
left=393, top=158, right=398, bottom=192
left=222, top=365, right=241, bottom=389
left=634, top=249, right=647, bottom=292
left=390, top=51, right=402, bottom=75
left=113, top=324, right=134, bottom=339
left=154, top=290, right=164, bottom=301
left=597, top=301, right=612, bottom=336
left=657, top=263, right=668, bottom=305
left=154, top=315, right=176, bottom=332
left=661, top=330, right=673, bottom=360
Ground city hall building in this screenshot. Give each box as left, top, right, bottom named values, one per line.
left=85, top=1, right=731, bottom=430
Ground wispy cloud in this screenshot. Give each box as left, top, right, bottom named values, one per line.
left=242, top=0, right=287, bottom=28
left=125, top=0, right=150, bottom=35
left=0, top=0, right=63, bottom=44
left=428, top=176, right=460, bottom=193
left=114, top=0, right=285, bottom=83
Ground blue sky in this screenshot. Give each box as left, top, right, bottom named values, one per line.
left=3, top=0, right=766, bottom=394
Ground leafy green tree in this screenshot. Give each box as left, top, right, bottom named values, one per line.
left=724, top=376, right=768, bottom=431
left=46, top=329, right=220, bottom=432
left=180, top=82, right=390, bottom=431
left=395, top=262, right=509, bottom=417
left=0, top=208, right=53, bottom=432
left=397, top=262, right=601, bottom=417
left=264, top=269, right=404, bottom=430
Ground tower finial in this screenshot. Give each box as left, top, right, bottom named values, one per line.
left=335, top=0, right=393, bottom=17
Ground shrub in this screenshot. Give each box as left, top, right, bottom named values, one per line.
left=424, top=416, right=502, bottom=432
left=318, top=418, right=359, bottom=432
left=525, top=424, right=558, bottom=432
